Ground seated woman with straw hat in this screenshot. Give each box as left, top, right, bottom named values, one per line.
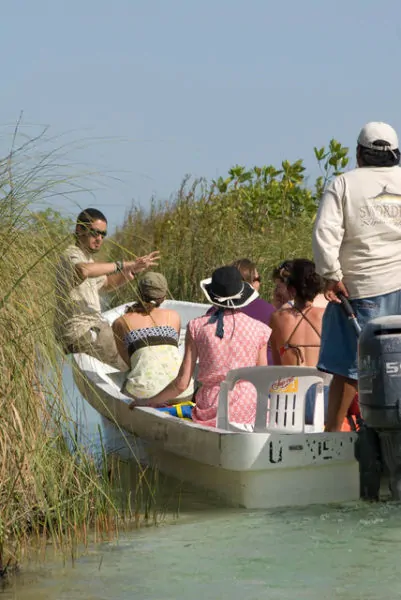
left=112, top=272, right=194, bottom=404
left=130, top=266, right=271, bottom=428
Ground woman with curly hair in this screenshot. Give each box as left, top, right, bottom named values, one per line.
left=269, top=259, right=330, bottom=423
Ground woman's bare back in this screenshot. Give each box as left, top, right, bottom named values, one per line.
left=112, top=307, right=181, bottom=366
left=269, top=305, right=324, bottom=366
left=118, top=307, right=180, bottom=333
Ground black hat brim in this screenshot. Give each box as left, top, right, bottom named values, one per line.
left=200, top=278, right=258, bottom=309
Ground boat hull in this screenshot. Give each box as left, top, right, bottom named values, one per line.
left=150, top=450, right=358, bottom=509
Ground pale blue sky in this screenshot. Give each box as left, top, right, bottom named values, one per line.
left=3, top=0, right=401, bottom=230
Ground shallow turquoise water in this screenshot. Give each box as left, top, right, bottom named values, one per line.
left=7, top=502, right=401, bottom=599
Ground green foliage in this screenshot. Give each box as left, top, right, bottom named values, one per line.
left=314, top=138, right=349, bottom=199
left=108, top=138, right=350, bottom=306
left=211, top=159, right=312, bottom=229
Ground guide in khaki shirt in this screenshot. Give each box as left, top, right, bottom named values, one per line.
left=53, top=208, right=160, bottom=369
left=54, top=244, right=107, bottom=347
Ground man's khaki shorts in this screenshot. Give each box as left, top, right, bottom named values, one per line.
left=66, top=321, right=127, bottom=371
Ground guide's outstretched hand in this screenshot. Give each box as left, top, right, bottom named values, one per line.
left=122, top=251, right=161, bottom=281
left=131, top=251, right=160, bottom=274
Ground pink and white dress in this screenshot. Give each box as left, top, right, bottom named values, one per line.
left=188, top=310, right=271, bottom=427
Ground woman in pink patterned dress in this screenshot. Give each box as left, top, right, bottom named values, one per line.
left=134, top=266, right=271, bottom=428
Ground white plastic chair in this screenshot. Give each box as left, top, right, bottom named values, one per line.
left=216, top=366, right=325, bottom=433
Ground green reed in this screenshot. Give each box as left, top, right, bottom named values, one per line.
left=107, top=139, right=350, bottom=305
left=108, top=183, right=315, bottom=306
left=0, top=127, right=165, bottom=571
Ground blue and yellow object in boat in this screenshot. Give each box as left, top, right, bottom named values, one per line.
left=157, top=400, right=195, bottom=420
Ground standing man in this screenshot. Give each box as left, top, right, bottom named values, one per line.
left=54, top=207, right=159, bottom=370
left=313, top=122, right=401, bottom=431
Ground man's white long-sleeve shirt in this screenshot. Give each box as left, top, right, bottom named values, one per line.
left=312, top=165, right=401, bottom=299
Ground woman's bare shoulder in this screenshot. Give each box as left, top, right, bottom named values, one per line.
left=269, top=308, right=291, bottom=328
left=310, top=305, right=325, bottom=315
left=154, top=307, right=180, bottom=326
left=274, top=306, right=295, bottom=319
left=157, top=307, right=180, bottom=318
left=112, top=314, right=124, bottom=326
left=310, top=306, right=325, bottom=320
left=112, top=314, right=127, bottom=332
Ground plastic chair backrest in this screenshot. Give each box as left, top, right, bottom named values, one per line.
left=216, top=366, right=325, bottom=433
left=267, top=375, right=324, bottom=433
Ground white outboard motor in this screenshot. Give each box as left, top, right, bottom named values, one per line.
left=358, top=315, right=401, bottom=499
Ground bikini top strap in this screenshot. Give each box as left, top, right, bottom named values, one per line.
left=120, top=314, right=132, bottom=334
left=286, top=305, right=321, bottom=344
left=279, top=306, right=321, bottom=365
left=284, top=306, right=306, bottom=346
left=281, top=305, right=321, bottom=351
left=295, top=305, right=322, bottom=338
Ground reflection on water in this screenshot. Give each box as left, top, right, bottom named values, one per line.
left=61, top=362, right=139, bottom=461
left=6, top=364, right=401, bottom=599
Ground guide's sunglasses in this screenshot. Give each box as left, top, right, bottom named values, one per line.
left=88, top=228, right=107, bottom=239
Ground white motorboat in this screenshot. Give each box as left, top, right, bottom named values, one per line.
left=72, top=300, right=359, bottom=509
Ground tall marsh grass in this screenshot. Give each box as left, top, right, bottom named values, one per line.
left=109, top=181, right=315, bottom=306
left=0, top=127, right=162, bottom=570
left=108, top=139, right=349, bottom=306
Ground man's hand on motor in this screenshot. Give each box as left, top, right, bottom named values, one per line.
left=324, top=279, right=349, bottom=303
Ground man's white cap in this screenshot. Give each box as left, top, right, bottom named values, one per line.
left=358, top=121, right=399, bottom=151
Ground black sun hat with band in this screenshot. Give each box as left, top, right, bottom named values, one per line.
left=200, top=266, right=258, bottom=309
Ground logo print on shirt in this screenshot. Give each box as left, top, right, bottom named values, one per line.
left=360, top=185, right=401, bottom=226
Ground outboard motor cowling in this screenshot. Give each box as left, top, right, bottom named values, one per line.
left=358, top=315, right=401, bottom=429
left=358, top=315, right=401, bottom=500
